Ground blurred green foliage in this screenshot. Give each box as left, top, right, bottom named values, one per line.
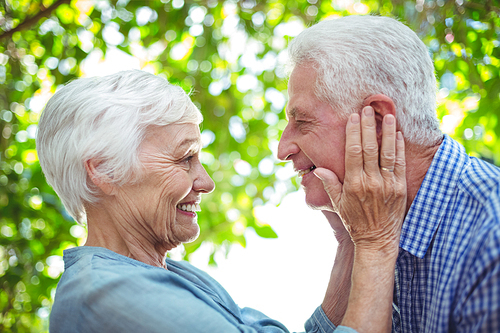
left=0, top=0, right=499, bottom=331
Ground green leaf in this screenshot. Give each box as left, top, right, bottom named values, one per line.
left=253, top=225, right=278, bottom=239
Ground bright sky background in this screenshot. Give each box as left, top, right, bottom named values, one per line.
left=77, top=47, right=339, bottom=332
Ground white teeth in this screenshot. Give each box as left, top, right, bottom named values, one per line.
left=177, top=203, right=201, bottom=212
left=298, top=166, right=316, bottom=177
left=298, top=169, right=309, bottom=177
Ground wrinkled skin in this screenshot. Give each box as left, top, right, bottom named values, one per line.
left=315, top=108, right=407, bottom=254
left=85, top=123, right=215, bottom=267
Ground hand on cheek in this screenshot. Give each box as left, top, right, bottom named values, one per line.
left=314, top=106, right=406, bottom=253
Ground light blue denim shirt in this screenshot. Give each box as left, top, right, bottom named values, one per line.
left=49, top=246, right=358, bottom=333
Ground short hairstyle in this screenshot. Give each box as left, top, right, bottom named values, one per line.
left=287, top=15, right=442, bottom=145
left=36, top=70, right=203, bottom=223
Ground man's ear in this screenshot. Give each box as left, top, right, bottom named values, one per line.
left=363, top=94, right=397, bottom=143
left=84, top=159, right=116, bottom=196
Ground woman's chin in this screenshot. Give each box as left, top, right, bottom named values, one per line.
left=182, top=229, right=200, bottom=244
left=172, top=223, right=200, bottom=245
left=172, top=209, right=201, bottom=241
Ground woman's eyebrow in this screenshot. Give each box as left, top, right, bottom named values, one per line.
left=176, top=138, right=201, bottom=152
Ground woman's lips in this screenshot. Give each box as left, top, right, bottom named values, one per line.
left=176, top=202, right=201, bottom=216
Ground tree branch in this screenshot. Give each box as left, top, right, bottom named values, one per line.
left=0, top=0, right=71, bottom=41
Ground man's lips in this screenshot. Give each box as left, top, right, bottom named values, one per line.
left=297, top=165, right=317, bottom=177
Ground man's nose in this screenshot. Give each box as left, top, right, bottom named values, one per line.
left=277, top=125, right=299, bottom=161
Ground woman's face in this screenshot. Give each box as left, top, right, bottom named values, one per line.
left=115, top=123, right=215, bottom=251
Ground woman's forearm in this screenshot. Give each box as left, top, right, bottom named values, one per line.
left=317, top=111, right=406, bottom=332
left=340, top=248, right=398, bottom=333
left=321, top=239, right=354, bottom=326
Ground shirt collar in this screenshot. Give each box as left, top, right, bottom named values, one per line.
left=400, top=135, right=468, bottom=258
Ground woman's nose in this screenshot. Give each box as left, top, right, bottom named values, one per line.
left=194, top=163, right=215, bottom=194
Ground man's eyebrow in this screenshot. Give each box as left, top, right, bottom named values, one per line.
left=287, top=107, right=297, bottom=119
left=287, top=107, right=309, bottom=120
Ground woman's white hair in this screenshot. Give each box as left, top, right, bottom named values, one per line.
left=287, top=15, right=442, bottom=145
left=36, top=70, right=203, bottom=224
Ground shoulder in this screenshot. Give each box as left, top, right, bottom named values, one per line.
left=455, top=158, right=500, bottom=274
left=438, top=136, right=500, bottom=214
left=59, top=247, right=196, bottom=299
left=459, top=156, right=500, bottom=217
left=431, top=139, right=500, bottom=253
left=460, top=157, right=500, bottom=202
left=51, top=247, right=241, bottom=333
left=53, top=247, right=170, bottom=310
left=60, top=246, right=162, bottom=286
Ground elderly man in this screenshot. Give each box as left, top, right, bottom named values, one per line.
left=278, top=15, right=500, bottom=333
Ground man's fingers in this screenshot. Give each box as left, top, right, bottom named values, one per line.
left=313, top=167, right=342, bottom=212
left=361, top=106, right=379, bottom=174
left=344, top=113, right=363, bottom=180
left=379, top=114, right=396, bottom=177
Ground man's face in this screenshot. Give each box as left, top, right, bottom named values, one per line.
left=278, top=64, right=349, bottom=211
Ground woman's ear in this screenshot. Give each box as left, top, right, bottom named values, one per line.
left=363, top=94, right=397, bottom=144
left=84, top=159, right=116, bottom=196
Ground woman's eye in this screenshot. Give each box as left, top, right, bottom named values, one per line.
left=182, top=155, right=196, bottom=165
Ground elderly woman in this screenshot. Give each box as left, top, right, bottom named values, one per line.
left=36, top=70, right=405, bottom=333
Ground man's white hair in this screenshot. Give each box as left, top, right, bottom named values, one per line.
left=287, top=15, right=442, bottom=145
left=36, top=70, right=203, bottom=223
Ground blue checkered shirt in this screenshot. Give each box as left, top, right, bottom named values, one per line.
left=391, top=135, right=500, bottom=332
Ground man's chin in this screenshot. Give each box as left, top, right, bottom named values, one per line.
left=302, top=175, right=334, bottom=211
left=304, top=191, right=333, bottom=211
